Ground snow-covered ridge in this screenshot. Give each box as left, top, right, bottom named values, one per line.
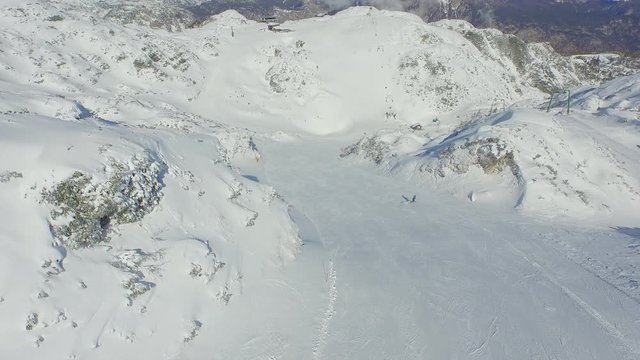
left=341, top=74, right=640, bottom=225
left=1, top=3, right=634, bottom=135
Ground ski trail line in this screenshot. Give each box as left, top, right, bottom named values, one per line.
left=508, top=242, right=640, bottom=356
left=312, top=260, right=337, bottom=360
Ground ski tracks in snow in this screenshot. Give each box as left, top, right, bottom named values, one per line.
left=468, top=316, right=499, bottom=357
left=507, top=240, right=640, bottom=357
left=312, top=260, right=337, bottom=360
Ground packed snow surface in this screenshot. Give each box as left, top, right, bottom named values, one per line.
left=1, top=2, right=640, bottom=359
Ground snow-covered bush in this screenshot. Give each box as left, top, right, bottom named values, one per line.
left=266, top=61, right=309, bottom=94
left=122, top=276, right=155, bottom=305
left=43, top=154, right=166, bottom=249
left=263, top=43, right=316, bottom=96
left=340, top=136, right=392, bottom=165
left=0, top=171, right=22, bottom=183
left=398, top=52, right=462, bottom=111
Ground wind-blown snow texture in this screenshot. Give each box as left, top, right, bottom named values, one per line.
left=1, top=1, right=640, bottom=359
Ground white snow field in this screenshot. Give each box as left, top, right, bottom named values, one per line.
left=1, top=1, right=640, bottom=359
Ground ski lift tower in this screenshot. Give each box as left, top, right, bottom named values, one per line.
left=546, top=89, right=572, bottom=115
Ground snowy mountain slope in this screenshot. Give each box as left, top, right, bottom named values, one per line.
left=190, top=7, right=612, bottom=134
left=0, top=112, right=312, bottom=358
left=341, top=74, right=640, bottom=225
left=1, top=2, right=640, bottom=359
left=313, top=0, right=640, bottom=56
left=1, top=3, right=629, bottom=136
left=432, top=20, right=637, bottom=92
left=263, top=137, right=640, bottom=360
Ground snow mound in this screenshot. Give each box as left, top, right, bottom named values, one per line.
left=0, top=112, right=302, bottom=358
left=572, top=75, right=640, bottom=118
left=207, top=9, right=251, bottom=27
left=341, top=74, right=640, bottom=225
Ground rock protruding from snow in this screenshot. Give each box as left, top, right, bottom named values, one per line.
left=43, top=154, right=166, bottom=249
left=101, top=2, right=196, bottom=32
left=341, top=74, right=640, bottom=225
left=0, top=111, right=304, bottom=358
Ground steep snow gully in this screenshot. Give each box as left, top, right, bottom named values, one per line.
left=261, top=138, right=640, bottom=360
